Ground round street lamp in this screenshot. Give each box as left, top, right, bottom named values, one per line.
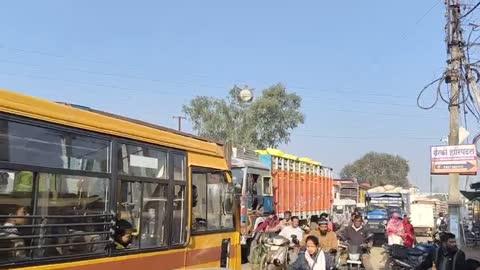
left=238, top=86, right=254, bottom=103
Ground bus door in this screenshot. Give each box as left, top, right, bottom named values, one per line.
left=189, top=168, right=236, bottom=269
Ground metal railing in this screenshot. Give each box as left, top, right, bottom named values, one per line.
left=0, top=212, right=114, bottom=265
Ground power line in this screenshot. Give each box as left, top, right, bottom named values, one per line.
left=461, top=1, right=480, bottom=19
left=400, top=0, right=443, bottom=40
left=293, top=133, right=439, bottom=141
left=0, top=71, right=187, bottom=97
left=0, top=57, right=416, bottom=100
left=0, top=70, right=448, bottom=121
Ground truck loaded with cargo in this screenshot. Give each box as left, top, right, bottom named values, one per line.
left=231, top=148, right=333, bottom=262
left=230, top=147, right=273, bottom=263
left=409, top=199, right=436, bottom=236
left=365, top=185, right=410, bottom=242
left=256, top=148, right=334, bottom=220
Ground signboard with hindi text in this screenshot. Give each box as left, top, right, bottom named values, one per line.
left=431, top=144, right=478, bottom=175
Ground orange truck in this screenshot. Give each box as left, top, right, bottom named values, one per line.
left=256, top=149, right=334, bottom=220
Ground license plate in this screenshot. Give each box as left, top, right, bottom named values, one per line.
left=270, top=246, right=280, bottom=251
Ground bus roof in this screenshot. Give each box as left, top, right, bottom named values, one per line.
left=0, top=88, right=225, bottom=157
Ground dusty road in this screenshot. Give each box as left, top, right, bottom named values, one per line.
left=241, top=237, right=480, bottom=269
left=241, top=247, right=387, bottom=270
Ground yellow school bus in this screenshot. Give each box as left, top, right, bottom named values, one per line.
left=0, top=89, right=241, bottom=269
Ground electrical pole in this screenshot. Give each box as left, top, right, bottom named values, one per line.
left=445, top=0, right=462, bottom=241
left=430, top=175, right=433, bottom=196
left=172, top=116, right=186, bottom=131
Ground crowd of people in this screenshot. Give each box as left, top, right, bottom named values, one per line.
left=250, top=209, right=480, bottom=270
left=250, top=209, right=375, bottom=270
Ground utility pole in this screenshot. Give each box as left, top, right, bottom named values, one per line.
left=430, top=175, right=433, bottom=196
left=172, top=116, right=186, bottom=131
left=445, top=0, right=462, bottom=241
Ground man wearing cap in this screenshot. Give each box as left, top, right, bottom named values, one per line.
left=302, top=218, right=338, bottom=253
left=317, top=218, right=338, bottom=253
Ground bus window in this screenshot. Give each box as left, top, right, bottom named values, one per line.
left=173, top=154, right=185, bottom=181
left=0, top=120, right=110, bottom=173
left=192, top=173, right=207, bottom=232
left=172, top=185, right=186, bottom=244
left=118, top=144, right=167, bottom=179
left=0, top=170, right=33, bottom=262
left=118, top=181, right=141, bottom=249
left=192, top=169, right=234, bottom=233
left=207, top=174, right=222, bottom=230
left=221, top=184, right=234, bottom=228
left=35, top=173, right=109, bottom=257
left=141, top=183, right=167, bottom=248
left=117, top=146, right=187, bottom=249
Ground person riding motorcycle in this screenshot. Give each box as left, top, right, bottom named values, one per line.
left=289, top=235, right=332, bottom=270
left=279, top=216, right=304, bottom=264
left=302, top=218, right=337, bottom=254
left=386, top=212, right=405, bottom=246
left=339, top=214, right=373, bottom=270
left=402, top=215, right=415, bottom=248
left=433, top=232, right=466, bottom=270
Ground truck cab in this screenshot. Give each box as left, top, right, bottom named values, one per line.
left=365, top=192, right=407, bottom=239
left=230, top=148, right=273, bottom=263
left=332, top=199, right=357, bottom=227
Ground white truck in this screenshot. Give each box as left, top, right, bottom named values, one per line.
left=410, top=200, right=436, bottom=236
left=332, top=199, right=357, bottom=227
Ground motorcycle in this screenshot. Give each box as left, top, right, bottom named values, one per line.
left=259, top=233, right=298, bottom=270
left=337, top=233, right=374, bottom=270
left=383, top=243, right=436, bottom=270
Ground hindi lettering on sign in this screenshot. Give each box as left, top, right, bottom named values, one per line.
left=430, top=144, right=478, bottom=175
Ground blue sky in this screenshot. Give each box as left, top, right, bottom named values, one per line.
left=0, top=0, right=476, bottom=191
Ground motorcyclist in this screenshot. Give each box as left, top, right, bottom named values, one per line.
left=339, top=214, right=373, bottom=270
left=319, top=213, right=334, bottom=231
left=279, top=211, right=293, bottom=230
left=279, top=216, right=304, bottom=246
left=434, top=232, right=466, bottom=270
left=301, top=216, right=321, bottom=246
left=279, top=216, right=303, bottom=264
left=289, top=235, right=332, bottom=270
left=254, top=212, right=281, bottom=233
left=303, top=218, right=338, bottom=254
left=386, top=212, right=405, bottom=245
left=402, top=214, right=415, bottom=248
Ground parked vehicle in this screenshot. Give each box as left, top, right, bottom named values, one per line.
left=383, top=231, right=439, bottom=270
left=256, top=149, right=334, bottom=221
left=332, top=199, right=357, bottom=229
left=383, top=243, right=435, bottom=270
left=365, top=191, right=409, bottom=240
left=410, top=200, right=435, bottom=236
left=231, top=147, right=273, bottom=263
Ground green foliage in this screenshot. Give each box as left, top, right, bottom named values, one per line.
left=182, top=83, right=304, bottom=149
left=340, top=152, right=410, bottom=187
